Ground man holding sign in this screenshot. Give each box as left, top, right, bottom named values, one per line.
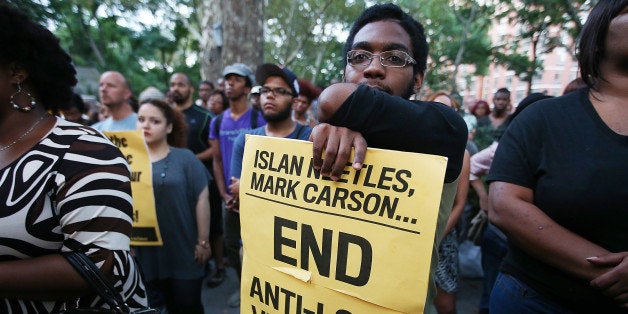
left=309, top=4, right=468, bottom=313
left=229, top=64, right=312, bottom=307
left=230, top=63, right=313, bottom=202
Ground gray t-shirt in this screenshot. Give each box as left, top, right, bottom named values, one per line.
left=91, top=113, right=138, bottom=131
left=135, top=147, right=211, bottom=280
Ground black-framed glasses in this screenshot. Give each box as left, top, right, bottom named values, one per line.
left=260, top=86, right=293, bottom=96
left=347, top=50, right=417, bottom=68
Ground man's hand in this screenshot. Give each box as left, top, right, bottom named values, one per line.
left=309, top=123, right=367, bottom=180
left=588, top=252, right=628, bottom=308
left=194, top=243, right=211, bottom=265
left=226, top=177, right=240, bottom=213
left=228, top=177, right=240, bottom=195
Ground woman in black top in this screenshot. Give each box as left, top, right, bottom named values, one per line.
left=487, top=1, right=628, bottom=312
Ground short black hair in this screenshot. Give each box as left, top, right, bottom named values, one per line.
left=495, top=87, right=511, bottom=96
left=343, top=3, right=428, bottom=76
left=209, top=90, right=228, bottom=111
left=0, top=4, right=77, bottom=111
left=69, top=93, right=86, bottom=113
left=200, top=80, right=214, bottom=89
left=578, top=0, right=628, bottom=90
left=172, top=72, right=193, bottom=87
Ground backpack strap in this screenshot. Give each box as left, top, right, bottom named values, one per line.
left=215, top=109, right=258, bottom=134
left=251, top=109, right=259, bottom=129
left=214, top=112, right=224, bottom=136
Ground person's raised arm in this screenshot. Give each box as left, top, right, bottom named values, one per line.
left=311, top=83, right=367, bottom=180
left=316, top=83, right=358, bottom=122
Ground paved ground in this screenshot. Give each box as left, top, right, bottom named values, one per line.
left=202, top=266, right=483, bottom=314
left=202, top=266, right=240, bottom=314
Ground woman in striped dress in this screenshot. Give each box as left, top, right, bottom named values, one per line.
left=0, top=4, right=147, bottom=312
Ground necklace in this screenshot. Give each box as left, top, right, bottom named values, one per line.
left=0, top=114, right=48, bottom=152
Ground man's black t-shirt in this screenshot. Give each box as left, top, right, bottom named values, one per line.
left=328, top=85, right=468, bottom=183
left=182, top=105, right=213, bottom=168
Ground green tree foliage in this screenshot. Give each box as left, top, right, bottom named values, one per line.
left=492, top=0, right=594, bottom=95
left=424, top=0, right=493, bottom=92
left=10, top=0, right=197, bottom=95
left=10, top=0, right=594, bottom=98
left=407, top=0, right=494, bottom=93
left=263, top=0, right=367, bottom=87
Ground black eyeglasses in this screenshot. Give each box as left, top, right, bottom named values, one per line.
left=260, top=86, right=293, bottom=96
left=347, top=50, right=417, bottom=68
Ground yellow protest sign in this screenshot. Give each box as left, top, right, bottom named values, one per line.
left=239, top=135, right=446, bottom=313
left=104, top=130, right=162, bottom=246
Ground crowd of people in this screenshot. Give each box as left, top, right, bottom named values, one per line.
left=1, top=1, right=626, bottom=314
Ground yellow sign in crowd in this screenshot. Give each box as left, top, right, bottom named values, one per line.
left=104, top=130, right=161, bottom=246
left=239, top=136, right=447, bottom=313
left=102, top=131, right=447, bottom=312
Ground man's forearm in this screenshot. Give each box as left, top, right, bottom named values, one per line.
left=316, top=83, right=357, bottom=122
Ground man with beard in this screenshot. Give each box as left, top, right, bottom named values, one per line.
left=92, top=71, right=137, bottom=131
left=226, top=64, right=311, bottom=308
left=230, top=64, right=312, bottom=202
left=169, top=73, right=213, bottom=163
left=307, top=4, right=467, bottom=313
left=209, top=63, right=266, bottom=307
left=169, top=72, right=227, bottom=288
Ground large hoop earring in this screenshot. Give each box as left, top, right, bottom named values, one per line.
left=10, top=82, right=37, bottom=112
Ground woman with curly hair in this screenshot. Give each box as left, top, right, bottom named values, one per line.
left=0, top=4, right=148, bottom=312
left=134, top=99, right=211, bottom=314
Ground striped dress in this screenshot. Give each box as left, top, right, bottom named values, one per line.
left=0, top=118, right=148, bottom=313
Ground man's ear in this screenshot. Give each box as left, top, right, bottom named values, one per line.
left=413, top=72, right=425, bottom=92
left=123, top=87, right=132, bottom=101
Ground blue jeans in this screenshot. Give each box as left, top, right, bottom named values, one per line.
left=490, top=273, right=576, bottom=314
left=479, top=223, right=508, bottom=312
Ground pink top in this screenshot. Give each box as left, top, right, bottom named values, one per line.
left=469, top=141, right=499, bottom=180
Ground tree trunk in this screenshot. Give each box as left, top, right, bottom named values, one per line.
left=451, top=4, right=477, bottom=94
left=198, top=0, right=225, bottom=81
left=526, top=36, right=539, bottom=96
left=75, top=4, right=106, bottom=67
left=220, top=0, right=264, bottom=79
